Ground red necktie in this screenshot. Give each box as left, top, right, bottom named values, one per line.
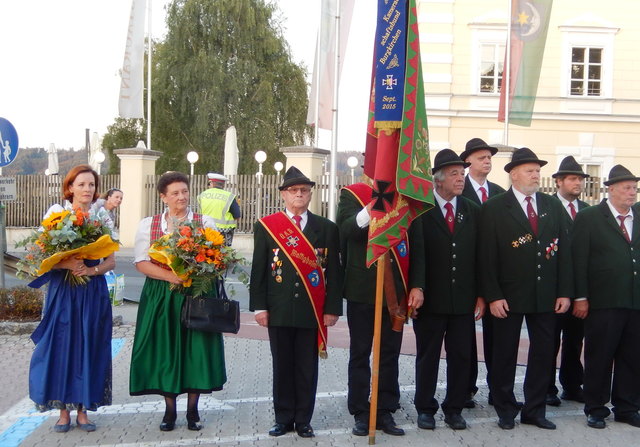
left=568, top=202, right=577, bottom=220
left=444, top=202, right=455, bottom=233
left=293, top=215, right=302, bottom=229
left=525, top=196, right=538, bottom=235
left=479, top=186, right=488, bottom=203
left=618, top=215, right=631, bottom=242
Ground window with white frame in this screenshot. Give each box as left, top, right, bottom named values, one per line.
left=570, top=47, right=603, bottom=97
left=479, top=43, right=505, bottom=94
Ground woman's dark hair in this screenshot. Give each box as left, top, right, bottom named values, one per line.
left=102, top=188, right=123, bottom=199
left=62, top=164, right=100, bottom=202
left=157, top=171, right=189, bottom=195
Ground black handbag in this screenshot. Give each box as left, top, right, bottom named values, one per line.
left=180, top=280, right=240, bottom=334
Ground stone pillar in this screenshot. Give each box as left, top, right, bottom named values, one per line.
left=280, top=146, right=329, bottom=214
left=115, top=143, right=162, bottom=247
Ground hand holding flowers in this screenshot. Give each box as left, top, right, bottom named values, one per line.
left=149, top=220, right=247, bottom=297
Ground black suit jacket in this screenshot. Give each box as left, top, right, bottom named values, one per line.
left=572, top=200, right=640, bottom=310
left=461, top=176, right=506, bottom=206
left=479, top=188, right=573, bottom=313
left=336, top=187, right=405, bottom=304
left=249, top=211, right=343, bottom=327
left=409, top=196, right=480, bottom=314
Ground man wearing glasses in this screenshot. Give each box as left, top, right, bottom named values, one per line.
left=250, top=166, right=343, bottom=438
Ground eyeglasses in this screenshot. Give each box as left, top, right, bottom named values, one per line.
left=285, top=187, right=312, bottom=194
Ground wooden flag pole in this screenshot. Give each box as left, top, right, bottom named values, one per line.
left=368, top=252, right=386, bottom=444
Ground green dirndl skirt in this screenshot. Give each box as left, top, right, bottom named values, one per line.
left=129, top=278, right=227, bottom=396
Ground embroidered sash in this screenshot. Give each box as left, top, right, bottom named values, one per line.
left=259, top=212, right=329, bottom=358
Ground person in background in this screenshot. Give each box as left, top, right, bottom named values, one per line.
left=29, top=164, right=115, bottom=433
left=459, top=137, right=505, bottom=408
left=198, top=173, right=241, bottom=246
left=129, top=171, right=226, bottom=432
left=250, top=166, right=342, bottom=438
left=546, top=156, right=590, bottom=407
left=91, top=188, right=123, bottom=223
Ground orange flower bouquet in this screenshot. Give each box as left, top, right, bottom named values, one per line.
left=16, top=207, right=120, bottom=286
left=148, top=221, right=247, bottom=297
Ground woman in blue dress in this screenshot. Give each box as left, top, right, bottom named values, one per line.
left=28, top=164, right=115, bottom=433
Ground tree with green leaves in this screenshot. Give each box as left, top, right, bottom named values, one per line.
left=101, top=118, right=146, bottom=174
left=150, top=0, right=310, bottom=175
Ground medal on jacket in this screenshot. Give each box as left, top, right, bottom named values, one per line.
left=272, top=249, right=283, bottom=282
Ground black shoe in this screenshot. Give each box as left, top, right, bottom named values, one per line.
left=587, top=415, right=606, bottom=429
left=545, top=394, right=562, bottom=407
left=269, top=423, right=294, bottom=437
left=159, top=421, right=175, bottom=431
left=614, top=412, right=640, bottom=428
left=444, top=414, right=467, bottom=430
left=186, top=410, right=202, bottom=431
left=464, top=398, right=476, bottom=409
left=560, top=388, right=585, bottom=403
left=295, top=423, right=315, bottom=438
left=376, top=415, right=405, bottom=436
left=417, top=413, right=435, bottom=430
left=497, top=418, right=515, bottom=430
left=521, top=417, right=556, bottom=430
left=352, top=420, right=368, bottom=436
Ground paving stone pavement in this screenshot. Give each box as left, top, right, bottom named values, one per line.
left=1, top=321, right=640, bottom=446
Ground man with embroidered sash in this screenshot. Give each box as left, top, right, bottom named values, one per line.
left=408, top=149, right=482, bottom=431
left=198, top=173, right=241, bottom=246
left=545, top=156, right=590, bottom=407
left=479, top=148, right=572, bottom=430
left=337, top=179, right=420, bottom=437
left=459, top=137, right=506, bottom=408
left=250, top=166, right=342, bottom=438
left=572, top=165, right=640, bottom=430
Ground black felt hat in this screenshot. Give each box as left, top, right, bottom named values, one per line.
left=504, top=147, right=548, bottom=172
left=278, top=166, right=316, bottom=190
left=552, top=156, right=589, bottom=178
left=603, top=164, right=640, bottom=186
left=432, top=149, right=470, bottom=174
left=459, top=138, right=498, bottom=161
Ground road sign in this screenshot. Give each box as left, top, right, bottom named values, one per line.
left=0, top=177, right=16, bottom=201
left=0, top=118, right=19, bottom=167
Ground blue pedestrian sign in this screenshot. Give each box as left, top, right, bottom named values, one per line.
left=0, top=118, right=19, bottom=167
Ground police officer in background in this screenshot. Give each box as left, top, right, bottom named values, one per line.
left=198, top=173, right=241, bottom=245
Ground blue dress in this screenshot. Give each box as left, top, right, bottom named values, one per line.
left=28, top=259, right=113, bottom=411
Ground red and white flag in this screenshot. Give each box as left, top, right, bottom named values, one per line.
left=118, top=0, right=147, bottom=119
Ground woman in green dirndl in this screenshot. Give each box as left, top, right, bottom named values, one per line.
left=129, top=171, right=226, bottom=431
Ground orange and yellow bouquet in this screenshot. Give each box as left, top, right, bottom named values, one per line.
left=149, top=221, right=247, bottom=297
left=16, top=207, right=120, bottom=285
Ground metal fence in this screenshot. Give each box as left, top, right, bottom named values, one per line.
left=4, top=174, right=608, bottom=229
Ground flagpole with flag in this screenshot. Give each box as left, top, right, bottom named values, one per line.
left=119, top=0, right=150, bottom=148
left=364, top=0, right=434, bottom=442
left=498, top=0, right=553, bottom=131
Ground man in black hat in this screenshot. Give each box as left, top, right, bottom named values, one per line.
left=409, top=149, right=482, bottom=431
left=250, top=166, right=343, bottom=438
left=545, top=156, right=590, bottom=407
left=478, top=148, right=572, bottom=430
left=572, top=164, right=640, bottom=430
left=459, top=137, right=506, bottom=408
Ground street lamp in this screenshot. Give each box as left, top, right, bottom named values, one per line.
left=274, top=161, right=284, bottom=180
left=347, top=156, right=359, bottom=185
left=187, top=151, right=199, bottom=176
left=95, top=151, right=106, bottom=175
left=255, top=151, right=267, bottom=218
